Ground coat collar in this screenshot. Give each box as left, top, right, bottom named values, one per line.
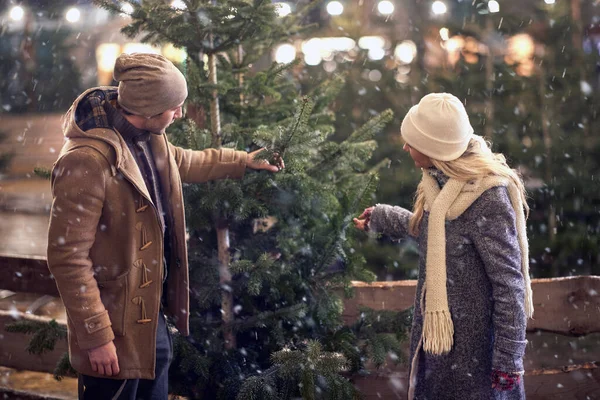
left=63, top=86, right=174, bottom=203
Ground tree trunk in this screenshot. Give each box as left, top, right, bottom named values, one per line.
left=237, top=44, right=244, bottom=104
left=538, top=66, right=557, bottom=254
left=483, top=17, right=495, bottom=140
left=208, top=36, right=235, bottom=349
left=20, top=12, right=36, bottom=113
left=209, top=46, right=222, bottom=148
left=570, top=0, right=582, bottom=50
left=217, top=220, right=235, bottom=349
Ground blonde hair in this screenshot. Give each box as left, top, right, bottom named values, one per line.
left=408, top=137, right=529, bottom=236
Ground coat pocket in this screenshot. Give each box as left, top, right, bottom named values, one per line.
left=97, top=273, right=128, bottom=337
left=447, top=234, right=473, bottom=257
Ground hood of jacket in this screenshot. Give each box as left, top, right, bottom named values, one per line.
left=63, top=86, right=134, bottom=172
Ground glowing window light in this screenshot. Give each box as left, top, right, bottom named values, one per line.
left=358, top=36, right=386, bottom=50
left=326, top=1, right=344, bottom=16
left=377, top=0, right=394, bottom=15
left=304, top=52, right=322, bottom=66
left=544, top=0, right=555, bottom=4
left=274, top=44, right=296, bottom=64
left=162, top=44, right=187, bottom=64
left=432, top=1, right=447, bottom=15
left=321, top=37, right=355, bottom=52
left=123, top=43, right=161, bottom=54
left=368, top=47, right=385, bottom=60
left=10, top=6, right=25, bottom=21
left=96, top=43, right=122, bottom=73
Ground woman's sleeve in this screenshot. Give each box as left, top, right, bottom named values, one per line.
left=368, top=204, right=415, bottom=241
left=471, top=187, right=528, bottom=373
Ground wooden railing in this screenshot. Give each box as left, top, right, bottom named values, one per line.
left=1, top=253, right=600, bottom=399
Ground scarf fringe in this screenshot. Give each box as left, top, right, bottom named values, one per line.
left=524, top=275, right=534, bottom=318
left=422, top=310, right=454, bottom=355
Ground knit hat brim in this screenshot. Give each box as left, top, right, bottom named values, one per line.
left=401, top=105, right=474, bottom=161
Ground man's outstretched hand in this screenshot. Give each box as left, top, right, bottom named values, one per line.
left=247, top=148, right=285, bottom=172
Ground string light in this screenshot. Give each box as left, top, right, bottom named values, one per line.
left=488, top=0, right=500, bottom=13
left=431, top=1, right=447, bottom=15
left=9, top=5, right=25, bottom=21
left=439, top=27, right=450, bottom=41
left=274, top=44, right=296, bottom=64
left=65, top=7, right=81, bottom=23
left=326, top=1, right=344, bottom=16
left=274, top=2, right=292, bottom=17
left=377, top=0, right=394, bottom=15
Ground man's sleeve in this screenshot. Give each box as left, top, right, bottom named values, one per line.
left=169, top=143, right=248, bottom=183
left=47, top=148, right=114, bottom=350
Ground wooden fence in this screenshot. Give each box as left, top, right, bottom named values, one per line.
left=1, top=253, right=600, bottom=399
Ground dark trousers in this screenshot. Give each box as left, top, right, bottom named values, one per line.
left=79, top=312, right=172, bottom=400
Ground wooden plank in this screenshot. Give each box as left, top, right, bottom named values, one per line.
left=0, top=311, right=67, bottom=374
left=350, top=371, right=408, bottom=400
left=344, top=277, right=600, bottom=335
left=528, top=276, right=600, bottom=336
left=0, top=113, right=63, bottom=177
left=1, top=309, right=600, bottom=398
left=0, top=254, right=59, bottom=297
left=526, top=362, right=600, bottom=399
left=3, top=255, right=600, bottom=336
left=524, top=331, right=600, bottom=371
left=342, top=280, right=416, bottom=325
left=0, top=387, right=69, bottom=400
left=0, top=366, right=77, bottom=400
left=350, top=363, right=600, bottom=399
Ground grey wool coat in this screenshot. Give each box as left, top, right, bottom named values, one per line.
left=370, top=174, right=527, bottom=400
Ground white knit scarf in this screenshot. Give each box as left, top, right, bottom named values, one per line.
left=420, top=171, right=534, bottom=355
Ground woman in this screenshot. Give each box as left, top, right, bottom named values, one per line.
left=354, top=93, right=533, bottom=399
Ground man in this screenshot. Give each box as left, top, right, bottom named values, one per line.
left=47, top=53, right=283, bottom=399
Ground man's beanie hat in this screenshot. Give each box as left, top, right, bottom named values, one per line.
left=401, top=93, right=474, bottom=161
left=114, top=53, right=188, bottom=118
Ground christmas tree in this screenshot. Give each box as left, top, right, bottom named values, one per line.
left=88, top=0, right=401, bottom=398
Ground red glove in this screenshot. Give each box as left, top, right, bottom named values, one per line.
left=491, top=370, right=521, bottom=391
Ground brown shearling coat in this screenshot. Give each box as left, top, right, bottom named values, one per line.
left=47, top=87, right=248, bottom=379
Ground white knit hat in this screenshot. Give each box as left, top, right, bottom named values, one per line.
left=401, top=93, right=474, bottom=161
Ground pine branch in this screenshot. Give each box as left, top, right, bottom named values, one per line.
left=281, top=97, right=315, bottom=156
left=347, top=109, right=394, bottom=143
left=33, top=167, right=52, bottom=180
left=54, top=352, right=76, bottom=381
left=5, top=319, right=67, bottom=355
left=314, top=174, right=378, bottom=276
left=226, top=303, right=307, bottom=333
